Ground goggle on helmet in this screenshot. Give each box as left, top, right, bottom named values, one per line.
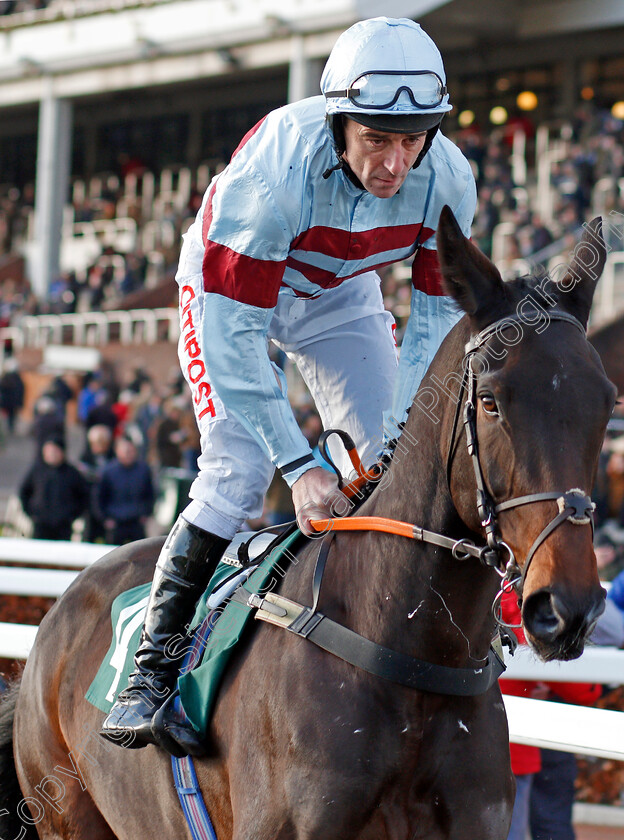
left=322, top=18, right=452, bottom=162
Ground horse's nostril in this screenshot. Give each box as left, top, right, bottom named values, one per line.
left=578, top=593, right=606, bottom=636
left=522, top=590, right=561, bottom=641
left=522, top=588, right=606, bottom=659
left=548, top=591, right=571, bottom=624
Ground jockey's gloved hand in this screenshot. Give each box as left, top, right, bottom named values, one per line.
left=292, top=467, right=350, bottom=536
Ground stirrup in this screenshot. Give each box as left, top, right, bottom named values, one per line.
left=151, top=691, right=207, bottom=759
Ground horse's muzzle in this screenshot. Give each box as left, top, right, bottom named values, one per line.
left=521, top=586, right=606, bottom=661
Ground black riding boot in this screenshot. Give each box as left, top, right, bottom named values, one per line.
left=99, top=517, right=229, bottom=751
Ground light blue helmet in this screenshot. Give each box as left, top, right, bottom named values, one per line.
left=322, top=17, right=451, bottom=163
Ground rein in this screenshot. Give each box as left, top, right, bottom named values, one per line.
left=310, top=514, right=488, bottom=562
left=311, top=310, right=596, bottom=625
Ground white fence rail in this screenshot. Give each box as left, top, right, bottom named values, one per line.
left=0, top=539, right=116, bottom=659
left=0, top=567, right=79, bottom=598
left=0, top=537, right=115, bottom=568
left=504, top=695, right=624, bottom=761
left=504, top=643, right=624, bottom=684
left=0, top=537, right=117, bottom=572
left=0, top=307, right=179, bottom=353
left=0, top=622, right=37, bottom=660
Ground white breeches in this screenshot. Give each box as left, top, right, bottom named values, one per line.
left=177, top=272, right=398, bottom=539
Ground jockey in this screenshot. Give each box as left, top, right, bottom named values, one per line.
left=100, top=16, right=477, bottom=755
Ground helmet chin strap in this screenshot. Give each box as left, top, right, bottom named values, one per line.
left=322, top=155, right=365, bottom=190
left=322, top=117, right=365, bottom=187
left=322, top=158, right=344, bottom=179
left=414, top=122, right=440, bottom=168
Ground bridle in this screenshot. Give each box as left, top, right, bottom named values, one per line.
left=312, top=309, right=596, bottom=631
left=447, top=310, right=595, bottom=612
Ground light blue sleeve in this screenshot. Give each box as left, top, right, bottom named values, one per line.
left=389, top=291, right=463, bottom=427
left=201, top=293, right=313, bottom=485
left=389, top=174, right=476, bottom=427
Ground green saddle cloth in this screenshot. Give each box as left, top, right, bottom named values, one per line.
left=86, top=529, right=301, bottom=738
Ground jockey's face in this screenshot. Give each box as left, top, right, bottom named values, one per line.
left=342, top=118, right=427, bottom=198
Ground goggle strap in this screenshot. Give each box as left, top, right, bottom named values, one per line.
left=324, top=87, right=447, bottom=99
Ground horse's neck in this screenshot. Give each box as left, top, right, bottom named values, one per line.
left=367, top=389, right=460, bottom=543
left=334, top=361, right=497, bottom=666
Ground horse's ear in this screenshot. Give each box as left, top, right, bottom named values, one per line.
left=436, top=205, right=505, bottom=318
left=551, top=217, right=606, bottom=328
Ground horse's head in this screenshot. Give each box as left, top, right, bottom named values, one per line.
left=436, top=206, right=616, bottom=661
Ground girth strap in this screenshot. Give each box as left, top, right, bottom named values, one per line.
left=285, top=608, right=506, bottom=696
left=235, top=534, right=506, bottom=697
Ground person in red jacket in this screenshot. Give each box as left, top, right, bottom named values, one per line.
left=499, top=591, right=601, bottom=840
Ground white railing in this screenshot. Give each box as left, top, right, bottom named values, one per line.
left=503, top=643, right=624, bottom=684
left=0, top=536, right=114, bottom=567
left=503, top=695, right=624, bottom=761
left=0, top=566, right=79, bottom=597
left=0, top=622, right=38, bottom=659
left=2, top=307, right=179, bottom=351
left=0, top=537, right=115, bottom=597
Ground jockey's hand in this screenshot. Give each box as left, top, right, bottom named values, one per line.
left=291, top=467, right=350, bottom=536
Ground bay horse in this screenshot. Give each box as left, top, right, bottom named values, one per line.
left=0, top=208, right=615, bottom=840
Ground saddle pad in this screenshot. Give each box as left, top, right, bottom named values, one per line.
left=85, top=530, right=301, bottom=730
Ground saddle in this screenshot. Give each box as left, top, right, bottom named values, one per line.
left=85, top=523, right=303, bottom=729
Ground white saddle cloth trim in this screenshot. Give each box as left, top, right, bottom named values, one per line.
left=221, top=531, right=279, bottom=567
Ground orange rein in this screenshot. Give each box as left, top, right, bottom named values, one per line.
left=310, top=515, right=416, bottom=539
left=308, top=439, right=487, bottom=562
left=311, top=441, right=415, bottom=539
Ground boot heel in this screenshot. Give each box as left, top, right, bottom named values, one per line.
left=151, top=692, right=207, bottom=758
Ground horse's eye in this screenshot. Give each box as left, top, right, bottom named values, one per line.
left=479, top=394, right=499, bottom=415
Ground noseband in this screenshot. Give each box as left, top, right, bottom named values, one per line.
left=449, top=310, right=595, bottom=607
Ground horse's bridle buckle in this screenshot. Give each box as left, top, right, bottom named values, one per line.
left=557, top=489, right=595, bottom=525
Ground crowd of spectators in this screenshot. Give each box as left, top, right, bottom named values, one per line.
left=0, top=160, right=200, bottom=319
left=453, top=104, right=624, bottom=269
left=0, top=1, right=50, bottom=14
left=1, top=102, right=624, bottom=538
left=2, top=101, right=624, bottom=333
left=9, top=362, right=203, bottom=543
left=379, top=102, right=624, bottom=341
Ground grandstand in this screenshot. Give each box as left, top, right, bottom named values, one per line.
left=0, top=3, right=622, bottom=304
left=1, top=0, right=624, bottom=370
